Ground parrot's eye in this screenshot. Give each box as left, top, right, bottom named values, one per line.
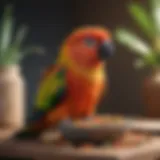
left=84, top=38, right=96, bottom=47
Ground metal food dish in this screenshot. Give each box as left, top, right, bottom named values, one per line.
left=58, top=115, right=160, bottom=144
left=58, top=115, right=128, bottom=144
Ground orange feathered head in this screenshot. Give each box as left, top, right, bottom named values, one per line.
left=61, top=26, right=114, bottom=69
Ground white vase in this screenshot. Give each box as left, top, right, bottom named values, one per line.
left=0, top=65, right=25, bottom=129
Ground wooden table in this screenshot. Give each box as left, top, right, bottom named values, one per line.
left=0, top=125, right=21, bottom=142
left=0, top=137, right=160, bottom=160
left=1, top=117, right=160, bottom=160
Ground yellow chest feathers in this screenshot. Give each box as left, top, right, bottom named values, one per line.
left=57, top=48, right=106, bottom=82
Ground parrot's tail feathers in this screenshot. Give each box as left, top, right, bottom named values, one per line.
left=29, top=109, right=47, bottom=122
left=15, top=129, right=41, bottom=140
left=45, top=104, right=69, bottom=126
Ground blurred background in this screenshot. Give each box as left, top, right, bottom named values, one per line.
left=0, top=0, right=149, bottom=118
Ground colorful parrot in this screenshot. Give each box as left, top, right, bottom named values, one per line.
left=17, top=26, right=114, bottom=138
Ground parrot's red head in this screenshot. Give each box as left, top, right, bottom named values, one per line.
left=63, top=26, right=114, bottom=69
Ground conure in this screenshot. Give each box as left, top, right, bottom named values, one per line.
left=17, top=26, right=114, bottom=138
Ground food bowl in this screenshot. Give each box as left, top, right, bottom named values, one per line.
left=58, top=115, right=128, bottom=145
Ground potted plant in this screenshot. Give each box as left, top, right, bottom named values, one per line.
left=115, top=0, right=160, bottom=117
left=0, top=4, right=44, bottom=130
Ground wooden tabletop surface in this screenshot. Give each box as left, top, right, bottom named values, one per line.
left=0, top=137, right=160, bottom=160
left=0, top=117, right=160, bottom=159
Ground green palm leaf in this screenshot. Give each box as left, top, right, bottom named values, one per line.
left=4, top=46, right=45, bottom=65
left=150, top=0, right=160, bottom=34
left=134, top=55, right=159, bottom=69
left=2, top=25, right=28, bottom=65
left=115, top=28, right=152, bottom=56
left=22, top=46, right=45, bottom=56
left=14, top=46, right=45, bottom=63
left=14, top=25, right=28, bottom=50
left=0, top=4, right=14, bottom=55
left=0, top=4, right=44, bottom=66
left=134, top=58, right=146, bottom=69
left=128, top=2, right=155, bottom=38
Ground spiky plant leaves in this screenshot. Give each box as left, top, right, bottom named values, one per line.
left=0, top=5, right=14, bottom=60
left=15, top=46, right=45, bottom=63
left=115, top=28, right=152, bottom=56
left=134, top=59, right=146, bottom=69
left=128, top=2, right=155, bottom=39
left=0, top=4, right=44, bottom=66
left=150, top=0, right=160, bottom=34
left=115, top=0, right=160, bottom=69
left=14, top=25, right=28, bottom=49
left=3, top=25, right=28, bottom=65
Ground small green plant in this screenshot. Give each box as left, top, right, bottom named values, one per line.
left=115, top=0, right=160, bottom=69
left=0, top=4, right=44, bottom=66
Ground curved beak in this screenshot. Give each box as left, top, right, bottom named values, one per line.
left=98, top=40, right=114, bottom=60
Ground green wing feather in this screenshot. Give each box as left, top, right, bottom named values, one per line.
left=32, top=65, right=67, bottom=121
left=15, top=65, right=67, bottom=139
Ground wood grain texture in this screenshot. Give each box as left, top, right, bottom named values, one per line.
left=0, top=137, right=160, bottom=160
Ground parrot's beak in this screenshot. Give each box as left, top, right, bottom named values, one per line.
left=98, top=40, right=114, bottom=60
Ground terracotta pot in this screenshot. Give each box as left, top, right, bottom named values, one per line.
left=143, top=68, right=160, bottom=118
left=0, top=65, right=25, bottom=128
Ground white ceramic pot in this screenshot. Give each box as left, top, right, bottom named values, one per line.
left=0, top=65, right=25, bottom=129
